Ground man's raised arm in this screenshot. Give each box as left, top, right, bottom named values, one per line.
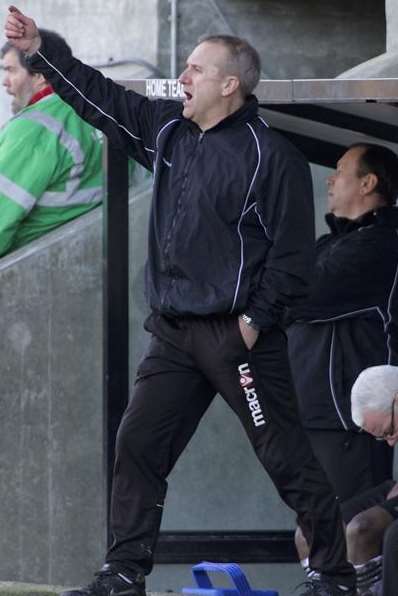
left=4, top=6, right=178, bottom=169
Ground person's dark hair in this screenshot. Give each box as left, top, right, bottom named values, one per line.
left=198, top=34, right=261, bottom=98
left=1, top=29, right=71, bottom=75
left=349, top=142, right=398, bottom=206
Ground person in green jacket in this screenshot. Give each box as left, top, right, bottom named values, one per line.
left=0, top=29, right=103, bottom=256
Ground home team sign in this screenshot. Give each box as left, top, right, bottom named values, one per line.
left=146, top=79, right=185, bottom=99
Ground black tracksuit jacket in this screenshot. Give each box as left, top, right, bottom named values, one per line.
left=28, top=34, right=315, bottom=331
left=287, top=207, right=398, bottom=430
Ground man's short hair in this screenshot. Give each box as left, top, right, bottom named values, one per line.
left=1, top=29, right=71, bottom=75
left=351, top=365, right=398, bottom=426
left=198, top=34, right=261, bottom=98
left=349, top=143, right=398, bottom=206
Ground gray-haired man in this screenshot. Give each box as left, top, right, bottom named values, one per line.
left=350, top=365, right=398, bottom=596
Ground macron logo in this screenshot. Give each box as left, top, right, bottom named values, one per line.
left=240, top=373, right=253, bottom=387
left=238, top=362, right=266, bottom=428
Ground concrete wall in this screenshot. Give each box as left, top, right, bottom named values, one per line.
left=386, top=0, right=398, bottom=52
left=159, top=0, right=386, bottom=80
left=0, top=211, right=105, bottom=585
left=338, top=0, right=398, bottom=78
left=0, top=177, right=152, bottom=586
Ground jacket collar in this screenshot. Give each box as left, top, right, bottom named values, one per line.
left=326, top=206, right=398, bottom=235
left=28, top=85, right=54, bottom=106
left=184, top=95, right=259, bottom=134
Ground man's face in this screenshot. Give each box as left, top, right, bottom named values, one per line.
left=361, top=402, right=398, bottom=447
left=327, top=147, right=366, bottom=218
left=178, top=41, right=232, bottom=130
left=2, top=48, right=35, bottom=114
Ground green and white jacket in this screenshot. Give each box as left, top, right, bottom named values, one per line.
left=0, top=88, right=103, bottom=256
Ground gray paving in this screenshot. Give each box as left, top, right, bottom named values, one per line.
left=0, top=584, right=172, bottom=596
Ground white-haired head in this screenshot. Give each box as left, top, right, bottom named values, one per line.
left=351, top=365, right=398, bottom=427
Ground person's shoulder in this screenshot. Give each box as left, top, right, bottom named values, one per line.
left=253, top=117, right=308, bottom=162
left=359, top=211, right=398, bottom=241
left=340, top=222, right=398, bottom=262
left=0, top=109, right=39, bottom=136
left=316, top=232, right=333, bottom=247
left=360, top=222, right=398, bottom=254
left=151, top=98, right=184, bottom=125
left=39, top=94, right=99, bottom=133
left=0, top=112, right=47, bottom=162
left=6, top=98, right=75, bottom=148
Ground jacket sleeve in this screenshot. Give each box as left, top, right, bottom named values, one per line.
left=0, top=120, right=56, bottom=256
left=26, top=32, right=180, bottom=170
left=0, top=197, right=27, bottom=256
left=244, top=147, right=316, bottom=330
left=289, top=228, right=398, bottom=324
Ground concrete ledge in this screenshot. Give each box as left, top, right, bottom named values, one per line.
left=0, top=585, right=174, bottom=596
left=0, top=583, right=65, bottom=596
left=337, top=51, right=398, bottom=79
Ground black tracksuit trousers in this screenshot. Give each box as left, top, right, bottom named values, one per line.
left=382, top=519, right=398, bottom=596
left=106, top=313, right=355, bottom=587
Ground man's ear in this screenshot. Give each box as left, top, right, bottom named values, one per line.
left=221, top=75, right=240, bottom=97
left=32, top=71, right=46, bottom=88
left=360, top=172, right=378, bottom=195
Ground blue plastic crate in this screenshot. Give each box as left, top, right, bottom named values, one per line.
left=182, top=562, right=278, bottom=596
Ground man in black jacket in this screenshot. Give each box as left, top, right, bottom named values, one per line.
left=5, top=7, right=356, bottom=596
left=288, top=143, right=398, bottom=576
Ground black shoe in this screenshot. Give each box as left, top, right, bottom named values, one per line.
left=295, top=577, right=356, bottom=596
left=60, top=564, right=146, bottom=596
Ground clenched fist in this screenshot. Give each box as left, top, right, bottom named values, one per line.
left=4, top=5, right=41, bottom=55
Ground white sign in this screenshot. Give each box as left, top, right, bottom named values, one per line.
left=146, top=79, right=185, bottom=99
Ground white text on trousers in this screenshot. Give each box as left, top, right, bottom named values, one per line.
left=238, top=363, right=266, bottom=427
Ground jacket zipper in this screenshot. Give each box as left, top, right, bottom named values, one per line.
left=160, top=132, right=204, bottom=307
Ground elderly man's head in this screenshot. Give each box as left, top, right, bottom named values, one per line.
left=351, top=365, right=398, bottom=446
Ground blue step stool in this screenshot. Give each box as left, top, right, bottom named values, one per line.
left=182, top=562, right=278, bottom=596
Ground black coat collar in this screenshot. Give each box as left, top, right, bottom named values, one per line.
left=325, top=206, right=398, bottom=235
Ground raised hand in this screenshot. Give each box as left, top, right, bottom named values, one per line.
left=4, top=5, right=41, bottom=54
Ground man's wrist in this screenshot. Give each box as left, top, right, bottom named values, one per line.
left=239, top=313, right=260, bottom=331
left=24, top=36, right=42, bottom=57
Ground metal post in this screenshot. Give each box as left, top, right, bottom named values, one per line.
left=170, top=0, right=178, bottom=78
left=103, top=141, right=130, bottom=544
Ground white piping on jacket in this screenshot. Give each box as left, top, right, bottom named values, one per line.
left=230, top=122, right=261, bottom=313
left=308, top=306, right=386, bottom=325
left=257, top=116, right=269, bottom=128
left=37, top=50, right=155, bottom=154
left=329, top=324, right=349, bottom=430
left=386, top=262, right=398, bottom=364
left=154, top=119, right=180, bottom=173
left=254, top=205, right=272, bottom=241
left=240, top=202, right=271, bottom=241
